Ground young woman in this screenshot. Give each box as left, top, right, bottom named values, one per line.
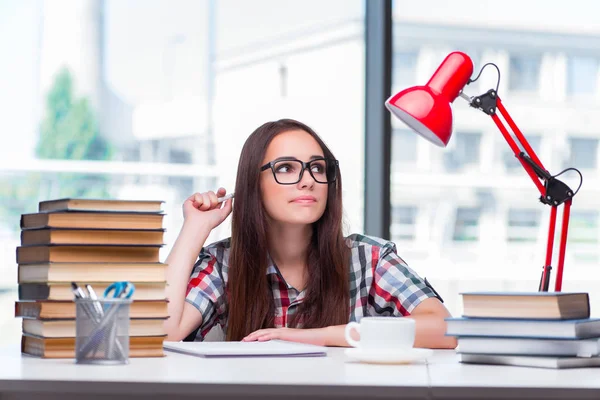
left=164, top=119, right=456, bottom=348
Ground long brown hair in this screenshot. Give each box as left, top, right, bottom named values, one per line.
left=226, top=119, right=349, bottom=341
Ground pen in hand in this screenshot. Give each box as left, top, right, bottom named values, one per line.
left=217, top=192, right=235, bottom=203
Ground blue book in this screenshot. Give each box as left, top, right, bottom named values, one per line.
left=446, top=317, right=600, bottom=339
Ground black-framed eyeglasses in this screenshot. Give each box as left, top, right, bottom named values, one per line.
left=260, top=157, right=339, bottom=185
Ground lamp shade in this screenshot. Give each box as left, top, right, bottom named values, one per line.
left=385, top=52, right=474, bottom=147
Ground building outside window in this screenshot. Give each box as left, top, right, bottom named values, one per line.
left=443, top=132, right=482, bottom=172
left=392, top=129, right=418, bottom=166
left=507, top=208, right=541, bottom=242
left=392, top=50, right=418, bottom=91
left=508, top=54, right=541, bottom=93
left=453, top=207, right=481, bottom=241
left=567, top=56, right=599, bottom=96
left=569, top=210, right=599, bottom=244
left=391, top=205, right=418, bottom=241
left=566, top=137, right=598, bottom=170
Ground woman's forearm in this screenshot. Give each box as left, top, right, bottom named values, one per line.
left=320, top=314, right=456, bottom=349
left=164, top=222, right=211, bottom=339
left=321, top=325, right=354, bottom=347
left=407, top=313, right=457, bottom=349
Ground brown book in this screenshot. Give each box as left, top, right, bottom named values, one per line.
left=39, top=198, right=163, bottom=213
left=21, top=212, right=164, bottom=230
left=461, top=292, right=590, bottom=320
left=18, top=262, right=167, bottom=283
left=22, top=318, right=166, bottom=337
left=16, top=245, right=161, bottom=264
left=15, top=300, right=169, bottom=319
left=21, top=334, right=165, bottom=358
left=19, top=282, right=167, bottom=301
left=21, top=228, right=165, bottom=246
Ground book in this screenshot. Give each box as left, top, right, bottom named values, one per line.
left=16, top=245, right=161, bottom=264
left=446, top=317, right=600, bottom=339
left=39, top=198, right=163, bottom=213
left=163, top=340, right=327, bottom=358
left=20, top=228, right=165, bottom=246
left=21, top=334, right=165, bottom=358
left=18, top=262, right=167, bottom=283
left=459, top=353, right=600, bottom=369
left=21, top=212, right=165, bottom=230
left=461, top=292, right=590, bottom=320
left=22, top=318, right=166, bottom=337
left=15, top=300, right=169, bottom=319
left=457, top=336, right=600, bottom=357
left=19, top=282, right=167, bottom=301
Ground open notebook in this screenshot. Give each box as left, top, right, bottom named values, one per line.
left=164, top=340, right=327, bottom=358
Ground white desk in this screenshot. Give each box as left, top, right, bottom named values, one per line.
left=427, top=351, right=600, bottom=400
left=0, top=345, right=429, bottom=400
left=1, top=346, right=599, bottom=400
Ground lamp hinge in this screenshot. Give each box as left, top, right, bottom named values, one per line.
left=469, top=89, right=498, bottom=115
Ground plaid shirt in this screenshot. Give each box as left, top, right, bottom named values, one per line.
left=186, top=234, right=437, bottom=341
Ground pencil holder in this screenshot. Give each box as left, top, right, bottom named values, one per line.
left=75, top=298, right=132, bottom=365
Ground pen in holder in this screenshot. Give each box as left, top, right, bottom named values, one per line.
left=72, top=281, right=135, bottom=364
left=74, top=297, right=132, bottom=364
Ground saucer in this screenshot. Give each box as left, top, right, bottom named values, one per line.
left=345, top=348, right=433, bottom=365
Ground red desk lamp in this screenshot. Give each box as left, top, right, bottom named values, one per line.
left=385, top=51, right=583, bottom=292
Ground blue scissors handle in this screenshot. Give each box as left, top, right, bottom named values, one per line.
left=103, top=281, right=135, bottom=299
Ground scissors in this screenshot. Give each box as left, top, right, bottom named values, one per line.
left=103, top=281, right=135, bottom=299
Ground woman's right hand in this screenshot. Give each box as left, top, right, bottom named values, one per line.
left=182, top=188, right=233, bottom=231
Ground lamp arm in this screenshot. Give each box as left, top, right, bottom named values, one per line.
left=460, top=90, right=580, bottom=292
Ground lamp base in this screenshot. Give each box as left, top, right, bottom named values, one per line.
left=538, top=265, right=552, bottom=292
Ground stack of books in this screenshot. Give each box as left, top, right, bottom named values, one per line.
left=446, top=292, right=600, bottom=369
left=15, top=198, right=169, bottom=358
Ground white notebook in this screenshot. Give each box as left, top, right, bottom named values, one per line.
left=163, top=340, right=328, bottom=358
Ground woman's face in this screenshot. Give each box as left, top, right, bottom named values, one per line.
left=260, top=129, right=330, bottom=225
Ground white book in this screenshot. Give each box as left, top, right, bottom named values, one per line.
left=163, top=340, right=327, bottom=358
left=457, top=337, right=600, bottom=357
left=460, top=353, right=600, bottom=369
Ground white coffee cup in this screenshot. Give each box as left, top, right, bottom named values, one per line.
left=344, top=317, right=415, bottom=350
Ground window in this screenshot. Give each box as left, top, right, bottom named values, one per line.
left=502, top=135, right=542, bottom=173
left=567, top=56, right=599, bottom=96
left=0, top=0, right=365, bottom=345
left=566, top=138, right=598, bottom=169
left=453, top=207, right=481, bottom=241
left=508, top=55, right=541, bottom=92
left=443, top=132, right=481, bottom=172
left=507, top=208, right=541, bottom=242
left=391, top=206, right=418, bottom=241
left=392, top=129, right=418, bottom=165
left=391, top=0, right=600, bottom=318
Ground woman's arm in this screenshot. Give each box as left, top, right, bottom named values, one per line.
left=164, top=221, right=211, bottom=341
left=405, top=297, right=457, bottom=349
left=164, top=189, right=232, bottom=341
left=325, top=298, right=455, bottom=348
left=242, top=298, right=456, bottom=348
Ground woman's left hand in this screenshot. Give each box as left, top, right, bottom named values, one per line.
left=242, top=327, right=326, bottom=346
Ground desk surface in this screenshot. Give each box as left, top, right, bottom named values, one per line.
left=428, top=351, right=600, bottom=399
left=1, top=345, right=600, bottom=400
